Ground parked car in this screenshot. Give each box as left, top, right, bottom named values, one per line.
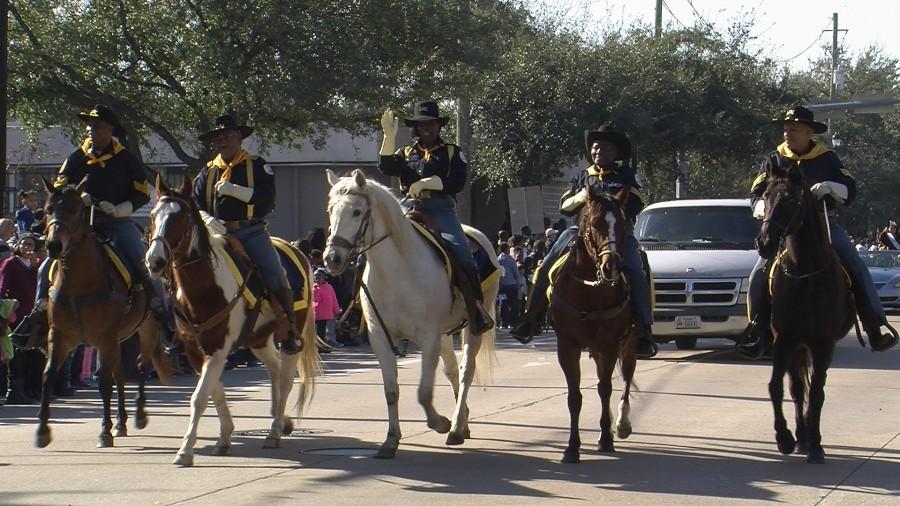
left=858, top=250, right=900, bottom=310
left=635, top=199, right=759, bottom=349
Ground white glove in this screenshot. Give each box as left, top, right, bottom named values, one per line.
left=98, top=201, right=133, bottom=218
left=379, top=109, right=399, bottom=156
left=560, top=188, right=588, bottom=213
left=215, top=180, right=254, bottom=203
left=408, top=176, right=443, bottom=198
left=199, top=210, right=227, bottom=235
left=81, top=192, right=93, bottom=207
left=810, top=181, right=848, bottom=204
left=752, top=200, right=765, bottom=219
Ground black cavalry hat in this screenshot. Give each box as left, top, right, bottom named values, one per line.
left=772, top=105, right=827, bottom=133
left=584, top=123, right=632, bottom=162
left=404, top=100, right=450, bottom=127
left=198, top=114, right=254, bottom=143
left=77, top=104, right=123, bottom=131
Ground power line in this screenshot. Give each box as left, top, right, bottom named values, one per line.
left=683, top=0, right=710, bottom=26
left=661, top=0, right=685, bottom=28
left=776, top=20, right=833, bottom=62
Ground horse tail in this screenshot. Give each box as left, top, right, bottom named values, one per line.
left=138, top=319, right=176, bottom=385
left=462, top=225, right=500, bottom=386
left=294, top=292, right=322, bottom=417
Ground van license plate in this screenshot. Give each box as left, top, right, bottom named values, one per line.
left=675, top=316, right=701, bottom=329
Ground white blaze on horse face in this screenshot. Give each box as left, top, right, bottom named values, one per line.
left=146, top=200, right=182, bottom=274
left=605, top=211, right=617, bottom=253
left=324, top=192, right=365, bottom=273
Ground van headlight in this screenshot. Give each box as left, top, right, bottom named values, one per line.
left=893, top=279, right=900, bottom=288
left=740, top=277, right=751, bottom=293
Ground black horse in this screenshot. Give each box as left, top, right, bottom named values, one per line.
left=755, top=163, right=854, bottom=463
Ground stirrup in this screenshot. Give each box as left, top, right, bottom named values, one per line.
left=635, top=325, right=658, bottom=359
left=868, top=322, right=899, bottom=352
left=277, top=330, right=302, bottom=355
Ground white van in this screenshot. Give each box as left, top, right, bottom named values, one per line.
left=635, top=199, right=760, bottom=349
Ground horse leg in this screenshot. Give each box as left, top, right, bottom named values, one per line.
left=616, top=331, right=638, bottom=440
left=806, top=346, right=834, bottom=464
left=439, top=335, right=468, bottom=439
left=447, top=330, right=481, bottom=446
left=371, top=332, right=401, bottom=459
left=135, top=318, right=159, bottom=430
left=595, top=350, right=617, bottom=453
left=253, top=341, right=288, bottom=448
left=36, top=331, right=70, bottom=448
left=417, top=337, right=451, bottom=435
left=135, top=357, right=148, bottom=430
left=96, top=353, right=116, bottom=448
left=277, top=348, right=299, bottom=437
left=112, top=355, right=128, bottom=439
left=788, top=353, right=809, bottom=455
left=210, top=379, right=234, bottom=456
left=768, top=340, right=795, bottom=455
left=558, top=339, right=582, bottom=463
left=174, top=350, right=227, bottom=466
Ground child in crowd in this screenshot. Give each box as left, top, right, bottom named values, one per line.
left=313, top=268, right=342, bottom=348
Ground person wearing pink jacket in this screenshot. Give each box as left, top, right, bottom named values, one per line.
left=313, top=268, right=342, bottom=348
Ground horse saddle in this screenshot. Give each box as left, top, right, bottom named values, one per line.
left=406, top=212, right=499, bottom=295
left=48, top=242, right=133, bottom=290
left=217, top=235, right=310, bottom=313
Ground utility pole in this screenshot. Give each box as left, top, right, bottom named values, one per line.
left=823, top=12, right=847, bottom=140
left=655, top=0, right=663, bottom=38
left=1, top=0, right=8, bottom=216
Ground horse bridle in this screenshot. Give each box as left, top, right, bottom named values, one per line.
left=149, top=194, right=199, bottom=269
left=326, top=189, right=391, bottom=266
left=762, top=191, right=804, bottom=241
left=46, top=207, right=89, bottom=261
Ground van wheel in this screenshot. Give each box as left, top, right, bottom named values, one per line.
left=675, top=337, right=697, bottom=350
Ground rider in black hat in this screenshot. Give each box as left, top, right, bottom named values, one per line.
left=193, top=114, right=302, bottom=354
left=14, top=104, right=177, bottom=352
left=739, top=105, right=899, bottom=357
left=511, top=124, right=658, bottom=358
left=377, top=100, right=494, bottom=335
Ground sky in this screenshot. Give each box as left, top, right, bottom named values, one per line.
left=532, top=0, right=898, bottom=71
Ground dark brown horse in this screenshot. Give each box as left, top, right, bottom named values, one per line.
left=35, top=178, right=173, bottom=448
left=551, top=188, right=638, bottom=464
left=756, top=163, right=854, bottom=463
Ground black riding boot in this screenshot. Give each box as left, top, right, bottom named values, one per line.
left=274, top=288, right=302, bottom=355
left=457, top=263, right=494, bottom=335
left=862, top=319, right=899, bottom=352
left=510, top=295, right=547, bottom=344
left=635, top=324, right=659, bottom=359
left=140, top=277, right=182, bottom=356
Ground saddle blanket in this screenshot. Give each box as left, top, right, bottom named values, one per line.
left=49, top=243, right=133, bottom=289
left=408, top=220, right=500, bottom=294
left=216, top=236, right=310, bottom=312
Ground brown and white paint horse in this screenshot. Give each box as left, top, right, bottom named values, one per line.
left=145, top=178, right=321, bottom=466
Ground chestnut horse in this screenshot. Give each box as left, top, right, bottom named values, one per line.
left=755, top=163, right=854, bottom=463
left=551, top=188, right=637, bottom=464
left=35, top=178, right=173, bottom=448
left=145, top=178, right=321, bottom=466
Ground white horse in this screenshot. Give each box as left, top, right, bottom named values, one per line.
left=324, top=169, right=499, bottom=458
left=145, top=179, right=321, bottom=466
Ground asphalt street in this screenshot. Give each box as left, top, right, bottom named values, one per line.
left=1, top=321, right=899, bottom=505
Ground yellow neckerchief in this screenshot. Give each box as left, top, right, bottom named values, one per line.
left=415, top=141, right=445, bottom=162
left=208, top=148, right=249, bottom=181
left=586, top=164, right=618, bottom=178
left=81, top=138, right=124, bottom=168
left=777, top=141, right=829, bottom=161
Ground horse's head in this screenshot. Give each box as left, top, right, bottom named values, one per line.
left=579, top=187, right=629, bottom=284
left=145, top=176, right=203, bottom=277
left=324, top=168, right=373, bottom=274
left=41, top=176, right=89, bottom=259
left=756, top=163, right=806, bottom=260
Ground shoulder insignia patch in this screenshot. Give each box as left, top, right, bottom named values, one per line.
left=459, top=150, right=467, bottom=164
left=635, top=172, right=644, bottom=187
left=264, top=163, right=274, bottom=175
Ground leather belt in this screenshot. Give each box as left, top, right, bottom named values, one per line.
left=224, top=219, right=263, bottom=231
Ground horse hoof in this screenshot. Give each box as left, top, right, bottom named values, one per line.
left=796, top=440, right=810, bottom=455
left=561, top=450, right=580, bottom=464
left=776, top=430, right=796, bottom=455
left=173, top=453, right=194, bottom=467
left=598, top=440, right=616, bottom=453
left=374, top=445, right=398, bottom=459
left=429, top=417, right=451, bottom=434
left=445, top=432, right=465, bottom=446
left=615, top=422, right=632, bottom=440
left=114, top=427, right=127, bottom=438
left=213, top=445, right=232, bottom=456
left=463, top=428, right=471, bottom=439
left=806, top=446, right=826, bottom=463
left=97, top=434, right=114, bottom=448
left=282, top=419, right=294, bottom=436
left=35, top=430, right=52, bottom=448
left=263, top=437, right=280, bottom=449
left=135, top=415, right=148, bottom=430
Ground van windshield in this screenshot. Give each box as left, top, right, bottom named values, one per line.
left=635, top=205, right=758, bottom=249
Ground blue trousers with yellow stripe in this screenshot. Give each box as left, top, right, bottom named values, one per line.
left=229, top=222, right=290, bottom=294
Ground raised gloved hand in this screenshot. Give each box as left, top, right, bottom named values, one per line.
left=379, top=108, right=399, bottom=156
left=810, top=181, right=848, bottom=204
left=97, top=200, right=132, bottom=217
left=752, top=200, right=765, bottom=219
left=199, top=210, right=226, bottom=235
left=408, top=176, right=443, bottom=198
left=80, top=192, right=93, bottom=207
left=215, top=180, right=254, bottom=203
left=560, top=188, right=588, bottom=214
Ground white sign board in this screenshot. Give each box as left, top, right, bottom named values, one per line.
left=507, top=185, right=544, bottom=236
